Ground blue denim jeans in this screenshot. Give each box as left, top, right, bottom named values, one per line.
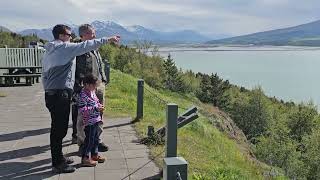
left=82, top=123, right=99, bottom=157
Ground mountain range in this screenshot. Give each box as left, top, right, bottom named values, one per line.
left=18, top=20, right=210, bottom=44
left=206, top=20, right=320, bottom=46
left=5, top=19, right=320, bottom=46
left=0, top=26, right=11, bottom=32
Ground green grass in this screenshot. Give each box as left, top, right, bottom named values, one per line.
left=105, top=69, right=274, bottom=179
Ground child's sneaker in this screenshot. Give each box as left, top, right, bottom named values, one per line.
left=81, top=157, right=97, bottom=167
left=92, top=155, right=106, bottom=163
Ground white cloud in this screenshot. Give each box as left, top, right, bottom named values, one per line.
left=0, top=0, right=319, bottom=37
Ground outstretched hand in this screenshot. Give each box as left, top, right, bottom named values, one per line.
left=108, top=35, right=121, bottom=44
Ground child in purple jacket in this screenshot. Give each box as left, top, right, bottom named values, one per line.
left=78, top=74, right=106, bottom=167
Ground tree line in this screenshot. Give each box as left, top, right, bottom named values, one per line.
left=0, top=31, right=45, bottom=48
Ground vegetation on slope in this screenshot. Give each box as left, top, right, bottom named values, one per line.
left=105, top=69, right=275, bottom=179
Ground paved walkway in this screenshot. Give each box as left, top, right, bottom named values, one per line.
left=0, top=84, right=160, bottom=180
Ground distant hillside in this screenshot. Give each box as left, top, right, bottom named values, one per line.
left=19, top=28, right=52, bottom=42
left=0, top=26, right=11, bottom=32
left=19, top=21, right=209, bottom=44
left=0, top=31, right=45, bottom=48
left=207, top=20, right=320, bottom=46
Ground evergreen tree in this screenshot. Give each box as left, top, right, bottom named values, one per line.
left=196, top=73, right=211, bottom=103
left=209, top=73, right=222, bottom=106
left=196, top=73, right=230, bottom=109
left=209, top=73, right=230, bottom=108
left=163, top=54, right=186, bottom=92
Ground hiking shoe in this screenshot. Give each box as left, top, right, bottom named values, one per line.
left=98, top=142, right=109, bottom=152
left=63, top=156, right=74, bottom=164
left=52, top=163, right=75, bottom=173
left=92, top=155, right=106, bottom=163
left=81, top=157, right=97, bottom=167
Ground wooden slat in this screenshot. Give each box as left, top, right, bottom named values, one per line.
left=33, top=49, right=37, bottom=66
left=0, top=49, right=5, bottom=66
left=28, top=49, right=31, bottom=66
left=18, top=49, right=22, bottom=66
left=9, top=49, right=13, bottom=66
left=0, top=49, right=6, bottom=74
left=14, top=49, right=17, bottom=66
left=31, top=49, right=35, bottom=66
left=21, top=50, right=26, bottom=66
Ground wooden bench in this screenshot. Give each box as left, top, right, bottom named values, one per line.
left=0, top=74, right=41, bottom=86
left=0, top=66, right=42, bottom=85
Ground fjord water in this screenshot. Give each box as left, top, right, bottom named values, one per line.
left=159, top=46, right=320, bottom=106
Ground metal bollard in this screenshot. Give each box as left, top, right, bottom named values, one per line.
left=166, top=103, right=178, bottom=157
left=136, top=79, right=144, bottom=120
left=164, top=103, right=188, bottom=180
left=164, top=157, right=188, bottom=180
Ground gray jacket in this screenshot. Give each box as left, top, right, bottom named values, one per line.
left=74, top=50, right=107, bottom=93
left=42, top=38, right=108, bottom=90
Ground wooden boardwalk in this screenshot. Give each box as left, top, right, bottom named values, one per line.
left=0, top=84, right=160, bottom=180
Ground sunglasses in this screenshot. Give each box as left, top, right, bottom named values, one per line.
left=64, top=33, right=72, bottom=38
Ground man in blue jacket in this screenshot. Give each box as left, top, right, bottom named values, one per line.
left=42, top=24, right=119, bottom=173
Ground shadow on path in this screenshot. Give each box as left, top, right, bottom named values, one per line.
left=0, top=140, right=71, bottom=161
left=0, top=140, right=75, bottom=180
left=0, top=127, right=50, bottom=143
left=0, top=158, right=54, bottom=180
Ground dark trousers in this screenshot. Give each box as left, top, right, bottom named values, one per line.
left=82, top=123, right=99, bottom=157
left=71, top=104, right=78, bottom=139
left=45, top=89, right=72, bottom=167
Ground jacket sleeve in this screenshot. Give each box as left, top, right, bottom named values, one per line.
left=78, top=93, right=98, bottom=122
left=96, top=51, right=107, bottom=82
left=62, top=38, right=109, bottom=59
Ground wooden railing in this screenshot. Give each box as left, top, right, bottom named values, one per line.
left=0, top=48, right=45, bottom=67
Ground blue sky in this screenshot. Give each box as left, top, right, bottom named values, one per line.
left=1, top=0, right=319, bottom=38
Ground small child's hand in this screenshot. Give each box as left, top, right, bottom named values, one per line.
left=97, top=105, right=104, bottom=112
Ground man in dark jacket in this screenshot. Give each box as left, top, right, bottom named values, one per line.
left=72, top=24, right=109, bottom=152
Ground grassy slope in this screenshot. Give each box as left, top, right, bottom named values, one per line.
left=105, top=69, right=272, bottom=179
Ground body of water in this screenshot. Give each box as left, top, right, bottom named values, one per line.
left=159, top=46, right=320, bottom=106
